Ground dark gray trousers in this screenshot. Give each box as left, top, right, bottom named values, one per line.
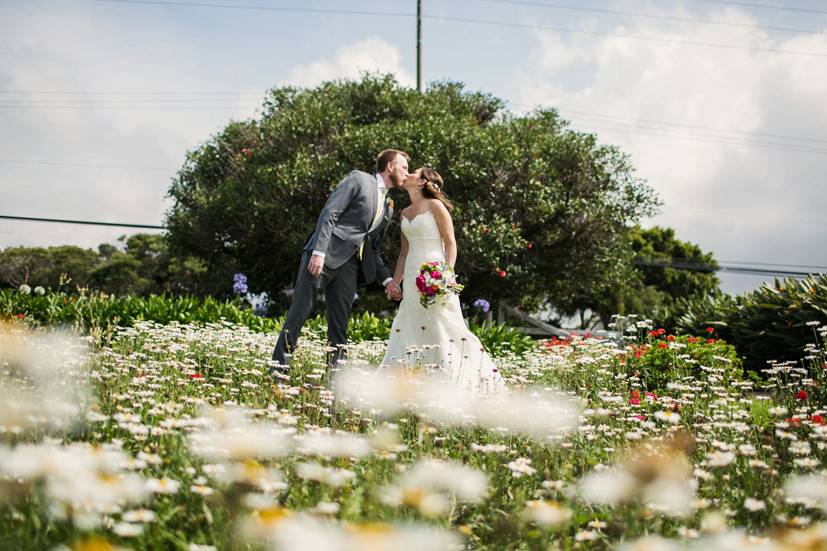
left=272, top=251, right=359, bottom=369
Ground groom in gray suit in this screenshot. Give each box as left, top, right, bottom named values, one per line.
left=271, top=149, right=408, bottom=374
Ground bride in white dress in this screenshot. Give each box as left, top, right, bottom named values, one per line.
left=381, top=168, right=505, bottom=394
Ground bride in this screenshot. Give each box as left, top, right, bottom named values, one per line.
left=380, top=167, right=505, bottom=394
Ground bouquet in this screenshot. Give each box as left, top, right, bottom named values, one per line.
left=415, top=260, right=464, bottom=308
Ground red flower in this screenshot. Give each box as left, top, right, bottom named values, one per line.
left=687, top=336, right=698, bottom=344
left=430, top=270, right=442, bottom=280
left=16, top=313, right=24, bottom=319
left=666, top=335, right=675, bottom=342
left=811, top=415, right=825, bottom=425
left=415, top=275, right=427, bottom=293
left=526, top=242, right=534, bottom=250
left=787, top=417, right=802, bottom=426
left=648, top=330, right=659, bottom=337
left=645, top=392, right=658, bottom=401
left=706, top=327, right=715, bottom=334
left=189, top=373, right=204, bottom=380
left=629, top=390, right=641, bottom=405
left=633, top=414, right=646, bottom=421
left=658, top=342, right=668, bottom=349
left=796, top=390, right=809, bottom=401
left=657, top=328, right=666, bottom=335
left=497, top=269, right=507, bottom=278
left=707, top=338, right=715, bottom=344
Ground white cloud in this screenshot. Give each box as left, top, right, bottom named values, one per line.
left=0, top=3, right=262, bottom=249
left=283, top=37, right=414, bottom=88
left=514, top=4, right=827, bottom=293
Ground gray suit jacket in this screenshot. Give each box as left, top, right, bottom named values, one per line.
left=303, top=170, right=393, bottom=285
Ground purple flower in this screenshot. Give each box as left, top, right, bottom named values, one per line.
left=473, top=298, right=490, bottom=313
left=233, top=273, right=248, bottom=295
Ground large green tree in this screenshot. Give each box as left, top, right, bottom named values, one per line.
left=165, top=74, right=659, bottom=313
left=543, top=226, right=720, bottom=330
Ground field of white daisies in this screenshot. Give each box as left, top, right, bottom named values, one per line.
left=2, top=314, right=827, bottom=550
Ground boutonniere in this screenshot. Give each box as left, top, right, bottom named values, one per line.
left=386, top=198, right=394, bottom=209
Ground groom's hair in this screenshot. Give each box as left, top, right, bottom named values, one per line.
left=375, top=149, right=410, bottom=174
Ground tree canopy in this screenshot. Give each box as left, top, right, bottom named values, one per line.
left=165, top=74, right=660, bottom=313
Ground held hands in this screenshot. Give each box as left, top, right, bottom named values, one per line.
left=385, top=280, right=402, bottom=301
left=307, top=255, right=324, bottom=278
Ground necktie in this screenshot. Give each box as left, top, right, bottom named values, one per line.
left=358, top=185, right=386, bottom=260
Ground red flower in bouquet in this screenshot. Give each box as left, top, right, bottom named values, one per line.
left=415, top=275, right=427, bottom=293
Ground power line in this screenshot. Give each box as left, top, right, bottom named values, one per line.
left=690, top=0, right=827, bottom=16
left=424, top=14, right=827, bottom=58
left=659, top=205, right=827, bottom=227
left=92, top=0, right=827, bottom=58
left=510, top=102, right=827, bottom=155
left=93, top=0, right=412, bottom=17
left=0, top=215, right=166, bottom=230
left=479, top=0, right=825, bottom=35
left=0, top=159, right=175, bottom=171
left=0, top=91, right=263, bottom=95
left=550, top=107, right=827, bottom=146
left=635, top=259, right=823, bottom=278
left=565, top=120, right=827, bottom=156
left=663, top=257, right=827, bottom=271
left=2, top=215, right=821, bottom=277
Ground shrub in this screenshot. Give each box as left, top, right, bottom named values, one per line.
left=665, top=275, right=827, bottom=376
left=0, top=290, right=535, bottom=357
left=624, top=331, right=743, bottom=391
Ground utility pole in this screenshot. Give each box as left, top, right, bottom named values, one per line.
left=417, top=0, right=423, bottom=93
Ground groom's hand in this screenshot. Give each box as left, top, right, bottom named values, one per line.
left=385, top=280, right=402, bottom=301
left=307, top=255, right=324, bottom=278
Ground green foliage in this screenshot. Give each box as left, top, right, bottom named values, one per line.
left=165, top=74, right=658, bottom=312
left=625, top=332, right=743, bottom=391
left=0, top=234, right=206, bottom=296
left=0, top=290, right=534, bottom=357
left=571, top=226, right=720, bottom=329
left=0, top=245, right=99, bottom=289
left=665, top=275, right=827, bottom=375
left=470, top=322, right=535, bottom=357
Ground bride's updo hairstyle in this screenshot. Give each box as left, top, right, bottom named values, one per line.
left=419, top=167, right=454, bottom=212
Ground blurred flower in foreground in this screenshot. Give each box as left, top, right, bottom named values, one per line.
left=294, top=431, right=372, bottom=459
left=785, top=473, right=827, bottom=510
left=239, top=507, right=461, bottom=550
left=523, top=500, right=571, bottom=526
left=0, top=323, right=90, bottom=433
left=579, top=432, right=696, bottom=517
left=381, top=459, right=488, bottom=517
left=333, top=367, right=582, bottom=441
left=188, top=406, right=293, bottom=461
left=0, top=442, right=150, bottom=529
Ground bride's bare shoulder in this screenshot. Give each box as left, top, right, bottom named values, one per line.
left=429, top=199, right=450, bottom=216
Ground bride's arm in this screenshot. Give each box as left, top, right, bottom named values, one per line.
left=393, top=233, right=409, bottom=283
left=431, top=202, right=457, bottom=268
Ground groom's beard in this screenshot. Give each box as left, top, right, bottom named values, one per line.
left=388, top=172, right=403, bottom=188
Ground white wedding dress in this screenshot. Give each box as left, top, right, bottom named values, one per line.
left=380, top=210, right=505, bottom=394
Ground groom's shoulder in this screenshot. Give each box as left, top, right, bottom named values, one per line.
left=347, top=170, right=373, bottom=182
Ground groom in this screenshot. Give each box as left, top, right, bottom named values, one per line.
left=271, top=149, right=408, bottom=374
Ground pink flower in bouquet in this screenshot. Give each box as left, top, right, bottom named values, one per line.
left=415, top=275, right=427, bottom=293
left=429, top=261, right=439, bottom=267
left=431, top=270, right=442, bottom=280
left=427, top=285, right=439, bottom=296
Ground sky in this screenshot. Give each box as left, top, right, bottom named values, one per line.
left=1, top=0, right=826, bottom=295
